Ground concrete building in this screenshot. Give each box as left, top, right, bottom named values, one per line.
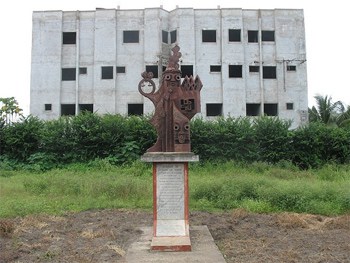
left=30, top=7, right=307, bottom=128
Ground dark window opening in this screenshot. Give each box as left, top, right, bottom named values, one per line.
left=63, top=32, right=76, bottom=44
left=123, top=30, right=139, bottom=43
left=116, top=66, right=126, bottom=73
left=229, top=65, right=242, bottom=78
left=45, top=104, right=52, bottom=111
left=246, top=103, right=260, bottom=116
left=262, top=30, right=275, bottom=41
left=162, top=30, right=168, bottom=44
left=206, top=104, right=222, bottom=117
left=162, top=66, right=166, bottom=72
left=128, top=104, right=143, bottom=116
left=170, top=30, right=177, bottom=43
left=62, top=68, right=76, bottom=81
left=248, top=30, right=258, bottom=43
left=264, top=103, right=278, bottom=116
left=249, top=66, right=259, bottom=73
left=263, top=66, right=276, bottom=79
left=61, top=104, right=75, bottom=116
left=181, top=65, right=193, bottom=78
left=79, top=104, right=93, bottom=113
left=286, top=103, right=294, bottom=110
left=146, top=65, right=158, bottom=78
left=229, top=29, right=241, bottom=42
left=210, top=65, right=221, bottom=73
left=287, top=65, right=296, bottom=71
left=102, top=66, right=113, bottom=79
left=202, top=30, right=216, bottom=42
left=79, top=67, right=87, bottom=74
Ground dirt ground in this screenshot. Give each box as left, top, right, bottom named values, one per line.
left=0, top=209, right=349, bottom=263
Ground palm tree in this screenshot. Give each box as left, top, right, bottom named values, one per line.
left=308, top=95, right=345, bottom=126
left=337, top=105, right=350, bottom=128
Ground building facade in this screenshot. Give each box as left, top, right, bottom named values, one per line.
left=30, top=7, right=308, bottom=128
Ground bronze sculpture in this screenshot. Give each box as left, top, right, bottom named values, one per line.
left=138, top=45, right=202, bottom=152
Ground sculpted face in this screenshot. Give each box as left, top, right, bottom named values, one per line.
left=163, top=72, right=181, bottom=88
left=174, top=120, right=190, bottom=144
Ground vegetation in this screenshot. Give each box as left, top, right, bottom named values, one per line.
left=0, top=161, right=349, bottom=218
left=308, top=95, right=350, bottom=127
left=0, top=95, right=349, bottom=219
left=0, top=97, right=23, bottom=125
left=0, top=112, right=349, bottom=170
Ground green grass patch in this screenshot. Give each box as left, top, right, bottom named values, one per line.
left=1, top=161, right=349, bottom=218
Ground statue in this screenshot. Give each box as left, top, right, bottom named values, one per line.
left=138, top=45, right=202, bottom=152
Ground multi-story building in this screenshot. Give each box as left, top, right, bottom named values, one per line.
left=30, top=7, right=307, bottom=128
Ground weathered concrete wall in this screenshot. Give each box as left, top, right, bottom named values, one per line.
left=30, top=7, right=307, bottom=128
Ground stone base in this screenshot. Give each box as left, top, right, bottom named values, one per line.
left=151, top=236, right=191, bottom=252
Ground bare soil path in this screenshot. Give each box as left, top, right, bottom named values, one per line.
left=1, top=209, right=349, bottom=262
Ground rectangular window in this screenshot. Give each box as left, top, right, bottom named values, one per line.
left=146, top=65, right=158, bottom=78
left=286, top=103, right=294, bottom=110
left=287, top=65, right=296, bottom=71
left=181, top=65, right=193, bottom=78
left=170, top=30, right=177, bottom=43
left=202, top=30, right=216, bottom=42
left=62, top=32, right=76, bottom=44
left=229, top=65, right=242, bottom=78
left=61, top=104, right=75, bottom=116
left=79, top=104, right=93, bottom=113
left=79, top=67, right=87, bottom=74
left=45, top=104, right=52, bottom=111
left=246, top=103, right=260, bottom=116
left=206, top=103, right=222, bottom=117
left=229, top=29, right=241, bottom=42
left=263, top=66, right=276, bottom=79
left=128, top=104, right=143, bottom=116
left=101, top=66, right=113, bottom=79
left=210, top=65, right=221, bottom=73
left=248, top=30, right=258, bottom=43
left=162, top=30, right=168, bottom=44
left=249, top=66, right=259, bottom=73
left=262, top=30, right=275, bottom=42
left=123, top=30, right=139, bottom=43
left=116, top=66, right=126, bottom=73
left=62, top=68, right=76, bottom=81
left=264, top=103, right=278, bottom=116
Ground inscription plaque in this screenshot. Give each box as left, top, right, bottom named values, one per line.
left=156, top=163, right=185, bottom=220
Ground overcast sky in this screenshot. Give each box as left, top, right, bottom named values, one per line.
left=1, top=0, right=349, bottom=115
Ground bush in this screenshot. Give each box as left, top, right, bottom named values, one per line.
left=291, top=123, right=350, bottom=168
left=254, top=117, right=292, bottom=163
left=2, top=116, right=43, bottom=161
left=1, top=114, right=349, bottom=169
left=191, top=117, right=257, bottom=161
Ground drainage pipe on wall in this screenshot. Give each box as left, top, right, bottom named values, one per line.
left=258, top=10, right=264, bottom=116
left=75, top=11, right=80, bottom=116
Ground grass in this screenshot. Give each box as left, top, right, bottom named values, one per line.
left=0, top=160, right=349, bottom=218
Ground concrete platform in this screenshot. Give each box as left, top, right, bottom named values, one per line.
left=151, top=236, right=191, bottom=251
left=125, top=226, right=226, bottom=263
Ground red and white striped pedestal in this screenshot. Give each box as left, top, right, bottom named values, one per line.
left=141, top=152, right=199, bottom=252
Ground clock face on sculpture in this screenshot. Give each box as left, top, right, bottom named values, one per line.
left=138, top=45, right=202, bottom=152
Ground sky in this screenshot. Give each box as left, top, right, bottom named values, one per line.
left=1, top=0, right=349, bottom=115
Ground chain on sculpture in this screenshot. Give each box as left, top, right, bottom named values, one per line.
left=138, top=45, right=203, bottom=152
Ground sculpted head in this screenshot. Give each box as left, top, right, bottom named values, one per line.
left=163, top=71, right=181, bottom=89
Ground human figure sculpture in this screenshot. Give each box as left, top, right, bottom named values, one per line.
left=138, top=45, right=202, bottom=152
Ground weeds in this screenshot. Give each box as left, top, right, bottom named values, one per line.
left=0, top=161, right=349, bottom=218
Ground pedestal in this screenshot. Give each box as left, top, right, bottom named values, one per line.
left=141, top=152, right=199, bottom=252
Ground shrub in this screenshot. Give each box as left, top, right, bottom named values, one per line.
left=253, top=117, right=292, bottom=163
left=2, top=116, right=43, bottom=161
